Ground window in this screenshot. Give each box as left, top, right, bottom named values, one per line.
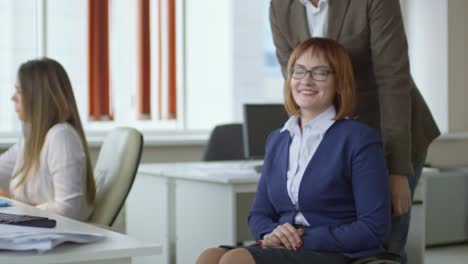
left=262, top=0, right=285, bottom=103
left=0, top=0, right=184, bottom=136
left=2, top=0, right=286, bottom=138
left=0, top=0, right=39, bottom=134
left=263, top=0, right=281, bottom=76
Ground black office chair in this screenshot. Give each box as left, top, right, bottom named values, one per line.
left=203, top=123, right=245, bottom=161
left=350, top=252, right=401, bottom=264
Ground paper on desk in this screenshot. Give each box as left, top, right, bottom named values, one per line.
left=0, top=224, right=105, bottom=252
left=0, top=198, right=11, bottom=207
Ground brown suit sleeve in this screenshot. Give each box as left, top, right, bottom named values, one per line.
left=269, top=2, right=292, bottom=78
left=368, top=0, right=413, bottom=176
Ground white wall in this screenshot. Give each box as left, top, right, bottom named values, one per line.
left=402, top=0, right=449, bottom=132
left=0, top=1, right=37, bottom=132
left=111, top=0, right=137, bottom=124
left=184, top=0, right=270, bottom=129
left=46, top=0, right=88, bottom=122
left=232, top=0, right=267, bottom=119
left=184, top=0, right=235, bottom=130
left=447, top=0, right=468, bottom=132
left=397, top=0, right=468, bottom=167
left=402, top=0, right=468, bottom=134
left=0, top=1, right=15, bottom=130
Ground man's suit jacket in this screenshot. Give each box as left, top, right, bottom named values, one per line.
left=269, top=0, right=440, bottom=176
left=248, top=119, right=391, bottom=258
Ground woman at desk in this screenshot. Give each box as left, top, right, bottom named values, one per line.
left=0, top=58, right=95, bottom=221
left=196, top=38, right=390, bottom=264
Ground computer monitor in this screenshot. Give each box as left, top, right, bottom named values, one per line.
left=243, top=103, right=289, bottom=160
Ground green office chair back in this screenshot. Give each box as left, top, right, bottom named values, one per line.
left=88, top=127, right=143, bottom=226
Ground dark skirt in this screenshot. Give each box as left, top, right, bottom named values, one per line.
left=220, top=244, right=351, bottom=264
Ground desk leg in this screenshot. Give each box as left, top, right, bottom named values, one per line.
left=407, top=177, right=426, bottom=264
left=175, top=180, right=236, bottom=264
left=126, top=174, right=174, bottom=264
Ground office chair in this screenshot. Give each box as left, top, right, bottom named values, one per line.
left=88, top=127, right=143, bottom=227
left=350, top=253, right=401, bottom=264
left=203, top=123, right=245, bottom=161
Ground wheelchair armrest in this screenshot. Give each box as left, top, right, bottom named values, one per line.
left=350, top=252, right=400, bottom=264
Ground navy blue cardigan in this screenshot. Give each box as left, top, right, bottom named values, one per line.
left=248, top=119, right=391, bottom=258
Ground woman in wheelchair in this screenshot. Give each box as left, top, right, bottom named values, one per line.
left=197, top=38, right=391, bottom=264
left=0, top=58, right=95, bottom=221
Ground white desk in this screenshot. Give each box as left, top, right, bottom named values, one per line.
left=126, top=161, right=428, bottom=264
left=407, top=171, right=427, bottom=264
left=0, top=200, right=161, bottom=264
left=126, top=161, right=261, bottom=264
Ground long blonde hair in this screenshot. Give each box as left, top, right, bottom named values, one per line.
left=15, top=58, right=95, bottom=204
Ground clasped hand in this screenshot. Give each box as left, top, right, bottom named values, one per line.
left=259, top=223, right=304, bottom=250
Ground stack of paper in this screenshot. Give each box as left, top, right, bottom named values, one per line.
left=0, top=225, right=105, bottom=252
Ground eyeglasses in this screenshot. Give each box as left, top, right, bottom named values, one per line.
left=290, top=65, right=335, bottom=81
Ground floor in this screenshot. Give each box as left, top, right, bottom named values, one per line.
left=425, top=244, right=468, bottom=264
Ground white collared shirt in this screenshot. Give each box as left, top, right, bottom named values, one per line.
left=281, top=106, right=336, bottom=226
left=299, top=0, right=329, bottom=37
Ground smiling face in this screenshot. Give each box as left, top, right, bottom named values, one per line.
left=290, top=47, right=336, bottom=121
left=284, top=38, right=356, bottom=121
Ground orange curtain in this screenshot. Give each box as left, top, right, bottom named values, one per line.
left=136, top=0, right=151, bottom=119
left=88, top=0, right=112, bottom=120
left=157, top=0, right=162, bottom=120
left=167, top=0, right=177, bottom=119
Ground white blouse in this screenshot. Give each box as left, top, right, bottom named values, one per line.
left=280, top=106, right=336, bottom=226
left=0, top=123, right=93, bottom=221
